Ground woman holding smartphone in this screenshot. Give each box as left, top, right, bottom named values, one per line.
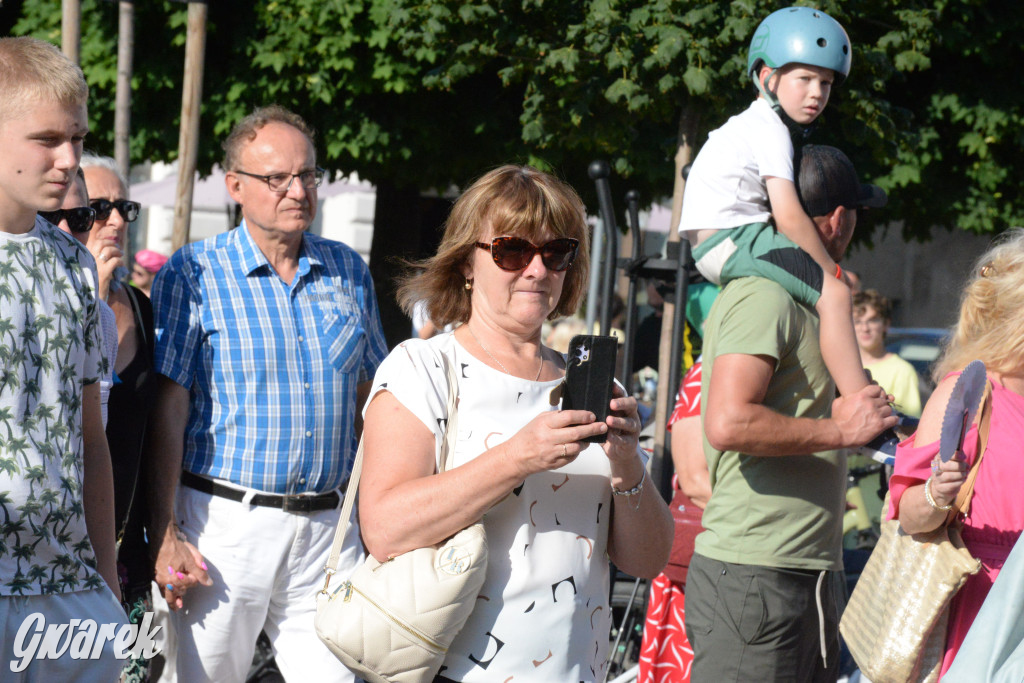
left=358, top=165, right=672, bottom=682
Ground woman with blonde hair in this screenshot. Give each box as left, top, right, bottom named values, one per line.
left=359, top=165, right=673, bottom=682
left=888, top=228, right=1024, bottom=678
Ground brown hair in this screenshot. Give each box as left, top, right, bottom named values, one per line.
left=935, top=228, right=1024, bottom=381
left=0, top=37, right=88, bottom=123
left=222, top=105, right=316, bottom=170
left=396, top=165, right=590, bottom=327
left=852, top=289, right=892, bottom=322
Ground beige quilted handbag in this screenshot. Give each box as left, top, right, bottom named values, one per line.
left=315, top=353, right=488, bottom=683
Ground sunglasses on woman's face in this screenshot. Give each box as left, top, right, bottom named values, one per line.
left=475, top=236, right=580, bottom=272
left=90, top=198, right=141, bottom=223
left=39, top=207, right=97, bottom=233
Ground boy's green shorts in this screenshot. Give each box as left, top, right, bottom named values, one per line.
left=692, top=221, right=824, bottom=307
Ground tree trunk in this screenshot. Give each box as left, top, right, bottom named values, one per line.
left=114, top=1, right=134, bottom=184
left=171, top=2, right=207, bottom=252
left=368, top=182, right=450, bottom=349
left=61, top=0, right=81, bottom=64
left=650, top=103, right=701, bottom=497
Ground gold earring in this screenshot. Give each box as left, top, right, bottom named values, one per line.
left=464, top=279, right=473, bottom=291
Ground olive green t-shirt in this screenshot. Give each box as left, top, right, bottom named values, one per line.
left=696, top=277, right=846, bottom=571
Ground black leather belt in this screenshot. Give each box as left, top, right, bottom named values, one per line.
left=181, top=471, right=344, bottom=513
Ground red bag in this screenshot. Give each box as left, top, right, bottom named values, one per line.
left=662, top=488, right=704, bottom=585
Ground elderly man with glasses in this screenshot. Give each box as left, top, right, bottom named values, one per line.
left=146, top=105, right=388, bottom=682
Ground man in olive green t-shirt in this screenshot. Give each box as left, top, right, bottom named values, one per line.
left=684, top=146, right=899, bottom=681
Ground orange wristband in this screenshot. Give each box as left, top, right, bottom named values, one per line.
left=834, top=264, right=843, bottom=280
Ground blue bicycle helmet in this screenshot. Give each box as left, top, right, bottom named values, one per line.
left=748, top=7, right=852, bottom=88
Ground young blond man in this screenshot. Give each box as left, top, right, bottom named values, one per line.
left=0, top=37, right=126, bottom=680
left=679, top=7, right=888, bottom=428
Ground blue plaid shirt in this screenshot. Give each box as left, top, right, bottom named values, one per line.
left=152, top=222, right=388, bottom=494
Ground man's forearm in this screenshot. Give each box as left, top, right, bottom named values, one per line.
left=705, top=401, right=843, bottom=456
left=146, top=376, right=191, bottom=532
left=705, top=353, right=894, bottom=457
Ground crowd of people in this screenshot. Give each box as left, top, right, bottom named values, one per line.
left=2, top=5, right=1022, bottom=682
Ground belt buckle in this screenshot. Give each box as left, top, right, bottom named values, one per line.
left=280, top=494, right=311, bottom=513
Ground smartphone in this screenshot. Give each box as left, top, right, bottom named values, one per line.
left=562, top=334, right=617, bottom=443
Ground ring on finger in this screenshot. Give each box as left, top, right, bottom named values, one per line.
left=561, top=444, right=567, bottom=458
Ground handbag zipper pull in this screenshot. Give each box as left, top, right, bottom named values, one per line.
left=342, top=581, right=353, bottom=602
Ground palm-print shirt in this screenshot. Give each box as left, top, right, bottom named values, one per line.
left=0, top=216, right=105, bottom=596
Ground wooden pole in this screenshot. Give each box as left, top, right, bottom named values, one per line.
left=61, top=0, right=81, bottom=64
left=171, top=1, right=208, bottom=252
left=114, top=1, right=134, bottom=184
left=649, top=105, right=700, bottom=493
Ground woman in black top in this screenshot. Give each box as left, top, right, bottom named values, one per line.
left=81, top=155, right=159, bottom=657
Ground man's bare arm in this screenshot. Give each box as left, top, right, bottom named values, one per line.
left=146, top=374, right=210, bottom=609
left=704, top=353, right=896, bottom=456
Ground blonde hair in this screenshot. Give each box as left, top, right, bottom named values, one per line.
left=396, top=165, right=590, bottom=327
left=0, top=37, right=88, bottom=122
left=935, top=228, right=1024, bottom=381
left=222, top=105, right=315, bottom=171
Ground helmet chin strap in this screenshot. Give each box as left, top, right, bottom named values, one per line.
left=756, top=67, right=816, bottom=140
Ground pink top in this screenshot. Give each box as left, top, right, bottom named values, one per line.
left=888, top=377, right=1024, bottom=678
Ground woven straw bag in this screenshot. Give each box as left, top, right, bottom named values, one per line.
left=840, top=381, right=991, bottom=683
left=841, top=517, right=980, bottom=682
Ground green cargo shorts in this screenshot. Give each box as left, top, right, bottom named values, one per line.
left=684, top=553, right=845, bottom=682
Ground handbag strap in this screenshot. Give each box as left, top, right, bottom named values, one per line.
left=947, top=379, right=993, bottom=524
left=321, top=351, right=460, bottom=588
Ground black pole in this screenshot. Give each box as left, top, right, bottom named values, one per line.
left=587, top=161, right=617, bottom=336
left=659, top=237, right=692, bottom=499
left=620, top=190, right=643, bottom=396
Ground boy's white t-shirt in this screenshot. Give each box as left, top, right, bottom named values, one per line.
left=677, top=98, right=794, bottom=235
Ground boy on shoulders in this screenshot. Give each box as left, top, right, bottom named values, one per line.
left=680, top=7, right=886, bottom=414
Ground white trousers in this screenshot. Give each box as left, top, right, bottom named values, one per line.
left=172, top=485, right=363, bottom=683
left=0, top=587, right=127, bottom=682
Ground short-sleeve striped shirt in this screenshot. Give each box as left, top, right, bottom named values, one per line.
left=152, top=222, right=388, bottom=494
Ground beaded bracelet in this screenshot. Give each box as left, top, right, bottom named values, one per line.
left=612, top=469, right=646, bottom=511
left=924, top=474, right=953, bottom=512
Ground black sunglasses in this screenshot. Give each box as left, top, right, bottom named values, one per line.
left=90, top=198, right=141, bottom=223
left=39, top=207, right=97, bottom=233
left=475, top=236, right=580, bottom=272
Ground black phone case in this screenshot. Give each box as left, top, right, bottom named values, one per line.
left=562, top=334, right=617, bottom=444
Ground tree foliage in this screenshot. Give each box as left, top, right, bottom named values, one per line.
left=8, top=0, right=1024, bottom=237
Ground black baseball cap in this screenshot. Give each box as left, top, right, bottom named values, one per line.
left=797, top=144, right=888, bottom=218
